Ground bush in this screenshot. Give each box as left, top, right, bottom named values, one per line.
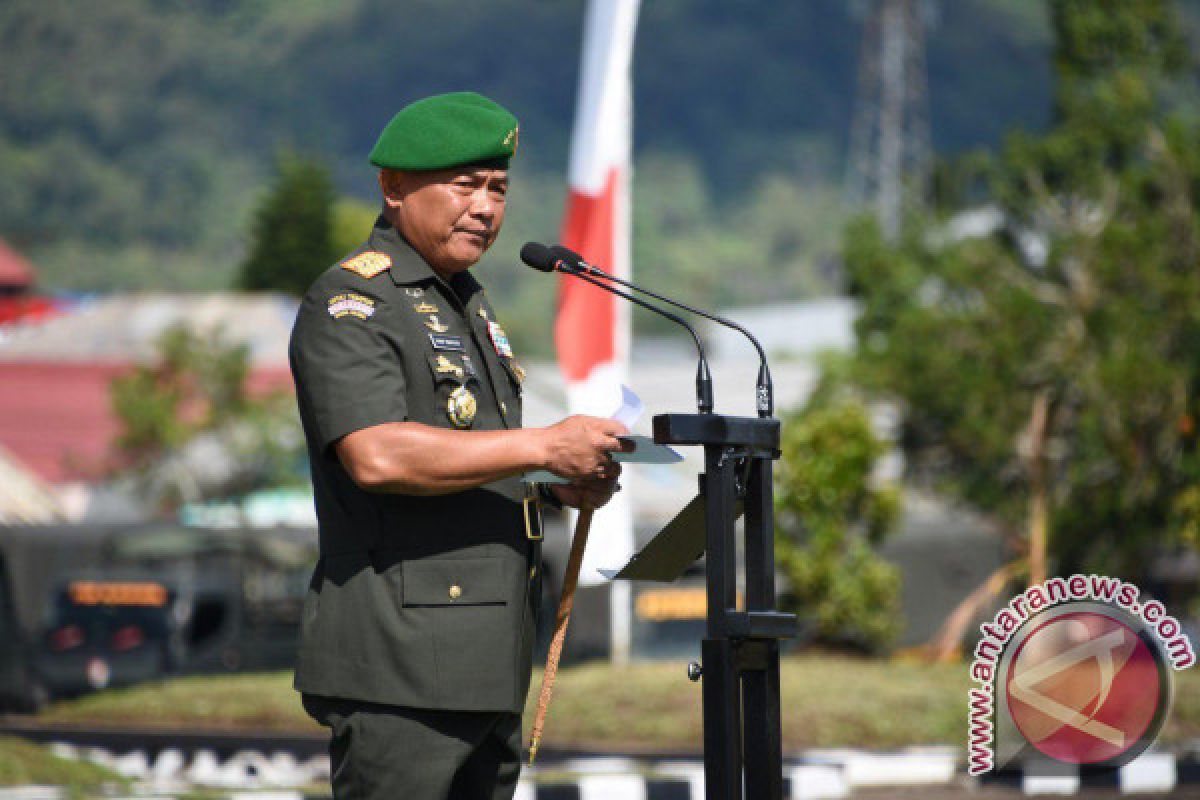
left=775, top=400, right=902, bottom=650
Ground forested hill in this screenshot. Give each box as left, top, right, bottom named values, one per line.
left=0, top=0, right=1194, bottom=299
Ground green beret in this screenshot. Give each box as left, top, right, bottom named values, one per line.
left=368, top=91, right=519, bottom=171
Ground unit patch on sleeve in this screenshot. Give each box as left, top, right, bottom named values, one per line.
left=340, top=251, right=392, bottom=279
left=327, top=292, right=377, bottom=320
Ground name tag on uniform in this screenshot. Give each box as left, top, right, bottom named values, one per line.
left=429, top=333, right=465, bottom=352
left=487, top=320, right=513, bottom=358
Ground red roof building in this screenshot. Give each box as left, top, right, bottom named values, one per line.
left=0, top=293, right=296, bottom=485
left=0, top=362, right=131, bottom=483
left=0, top=239, right=63, bottom=326
left=0, top=239, right=34, bottom=290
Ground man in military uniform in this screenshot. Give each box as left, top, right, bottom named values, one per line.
left=288, top=92, right=628, bottom=800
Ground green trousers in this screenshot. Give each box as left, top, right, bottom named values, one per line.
left=302, top=694, right=522, bottom=800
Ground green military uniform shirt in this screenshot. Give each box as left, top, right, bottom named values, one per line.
left=288, top=215, right=539, bottom=713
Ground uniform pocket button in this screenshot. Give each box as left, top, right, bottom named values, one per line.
left=500, top=402, right=508, bottom=415
left=448, top=584, right=463, bottom=600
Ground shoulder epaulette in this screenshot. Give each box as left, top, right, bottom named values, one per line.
left=340, top=251, right=392, bottom=279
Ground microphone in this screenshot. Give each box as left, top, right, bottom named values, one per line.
left=550, top=245, right=775, bottom=418
left=521, top=242, right=714, bottom=414
left=519, top=242, right=561, bottom=273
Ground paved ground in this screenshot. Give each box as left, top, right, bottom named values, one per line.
left=859, top=784, right=1200, bottom=799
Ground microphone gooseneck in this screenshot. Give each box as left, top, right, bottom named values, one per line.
left=521, top=241, right=714, bottom=414
left=569, top=270, right=715, bottom=414
left=550, top=245, right=775, bottom=418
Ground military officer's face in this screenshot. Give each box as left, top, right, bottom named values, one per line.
left=381, top=166, right=508, bottom=277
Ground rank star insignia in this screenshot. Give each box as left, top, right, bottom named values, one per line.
left=413, top=301, right=439, bottom=314
left=477, top=308, right=489, bottom=320
left=425, top=315, right=450, bottom=333
left=511, top=361, right=526, bottom=384
left=447, top=386, right=477, bottom=428
left=435, top=354, right=464, bottom=379
left=340, top=251, right=392, bottom=279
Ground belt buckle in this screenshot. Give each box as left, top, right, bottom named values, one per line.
left=523, top=482, right=544, bottom=541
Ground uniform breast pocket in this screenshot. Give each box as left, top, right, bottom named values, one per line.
left=425, top=352, right=479, bottom=429
left=401, top=557, right=509, bottom=607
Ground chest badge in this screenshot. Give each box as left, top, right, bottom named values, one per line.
left=413, top=301, right=439, bottom=314
left=425, top=315, right=450, bottom=333
left=435, top=354, right=464, bottom=380
left=404, top=287, right=425, bottom=298
left=487, top=320, right=514, bottom=358
left=447, top=386, right=477, bottom=429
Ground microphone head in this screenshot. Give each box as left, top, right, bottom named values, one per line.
left=550, top=244, right=585, bottom=267
left=519, top=242, right=558, bottom=273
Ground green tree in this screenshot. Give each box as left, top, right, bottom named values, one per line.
left=775, top=397, right=902, bottom=650
left=237, top=153, right=337, bottom=295
left=110, top=324, right=302, bottom=509
left=1, top=0, right=1080, bottom=294
left=332, top=197, right=380, bottom=258
left=839, top=0, right=1200, bottom=607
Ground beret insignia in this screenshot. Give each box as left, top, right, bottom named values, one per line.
left=340, top=251, right=392, bottom=279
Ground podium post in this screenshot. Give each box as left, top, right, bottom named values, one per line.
left=653, top=413, right=797, bottom=800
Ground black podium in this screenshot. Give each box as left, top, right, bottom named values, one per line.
left=648, top=413, right=797, bottom=800
left=527, top=240, right=794, bottom=794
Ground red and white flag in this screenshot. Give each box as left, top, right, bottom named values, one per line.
left=555, top=0, right=640, bottom=628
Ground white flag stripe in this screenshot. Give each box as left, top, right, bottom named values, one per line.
left=559, top=0, right=640, bottom=632
left=567, top=0, right=640, bottom=194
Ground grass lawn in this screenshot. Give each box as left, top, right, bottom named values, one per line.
left=0, top=735, right=126, bottom=793
left=31, top=654, right=1200, bottom=753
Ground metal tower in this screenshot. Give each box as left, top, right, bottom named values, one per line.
left=845, top=0, right=932, bottom=239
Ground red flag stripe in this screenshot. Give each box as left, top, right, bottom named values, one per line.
left=555, top=168, right=620, bottom=382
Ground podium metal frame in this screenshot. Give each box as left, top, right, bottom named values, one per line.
left=653, top=413, right=798, bottom=800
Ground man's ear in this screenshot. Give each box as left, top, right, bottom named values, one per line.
left=379, top=169, right=406, bottom=210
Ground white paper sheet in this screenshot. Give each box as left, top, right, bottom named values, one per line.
left=525, top=384, right=678, bottom=482
left=611, top=384, right=645, bottom=429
